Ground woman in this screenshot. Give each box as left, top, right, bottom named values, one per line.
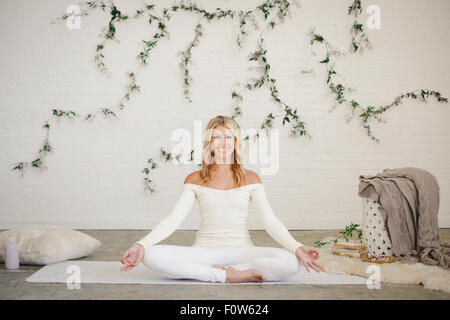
left=120, top=115, right=324, bottom=283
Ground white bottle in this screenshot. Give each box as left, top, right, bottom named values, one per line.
left=5, top=237, right=19, bottom=270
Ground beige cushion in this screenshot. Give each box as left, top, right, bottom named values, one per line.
left=0, top=225, right=101, bottom=265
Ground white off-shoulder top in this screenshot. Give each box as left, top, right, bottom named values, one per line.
left=136, top=183, right=304, bottom=254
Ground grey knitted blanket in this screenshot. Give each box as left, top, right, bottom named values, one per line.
left=358, top=167, right=450, bottom=269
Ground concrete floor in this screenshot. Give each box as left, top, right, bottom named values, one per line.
left=1, top=229, right=450, bottom=300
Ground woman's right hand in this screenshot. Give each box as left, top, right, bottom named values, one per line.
left=120, top=243, right=145, bottom=272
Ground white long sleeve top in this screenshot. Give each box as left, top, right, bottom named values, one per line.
left=135, top=183, right=304, bottom=254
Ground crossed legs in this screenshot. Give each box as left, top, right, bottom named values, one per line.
left=142, top=245, right=300, bottom=283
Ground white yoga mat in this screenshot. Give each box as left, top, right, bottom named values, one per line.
left=25, top=260, right=369, bottom=285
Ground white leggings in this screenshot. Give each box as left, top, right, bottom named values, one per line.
left=142, top=245, right=300, bottom=283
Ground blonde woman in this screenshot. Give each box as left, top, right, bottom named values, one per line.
left=120, top=115, right=324, bottom=283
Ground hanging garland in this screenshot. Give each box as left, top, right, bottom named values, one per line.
left=347, top=0, right=371, bottom=53
left=12, top=0, right=448, bottom=196
left=12, top=0, right=301, bottom=180
left=178, top=21, right=204, bottom=102
left=142, top=147, right=193, bottom=194
left=231, top=37, right=310, bottom=142
left=307, top=27, right=448, bottom=142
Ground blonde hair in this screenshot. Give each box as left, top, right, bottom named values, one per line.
left=200, top=115, right=246, bottom=187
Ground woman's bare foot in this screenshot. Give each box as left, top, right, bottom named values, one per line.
left=225, top=266, right=266, bottom=283
left=211, top=264, right=225, bottom=270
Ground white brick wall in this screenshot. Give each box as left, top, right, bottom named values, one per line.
left=1, top=0, right=449, bottom=230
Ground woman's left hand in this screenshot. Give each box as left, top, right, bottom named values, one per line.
left=295, top=246, right=325, bottom=273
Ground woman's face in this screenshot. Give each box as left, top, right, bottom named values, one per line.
left=211, top=126, right=235, bottom=163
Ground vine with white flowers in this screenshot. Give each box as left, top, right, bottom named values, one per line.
left=12, top=0, right=448, bottom=195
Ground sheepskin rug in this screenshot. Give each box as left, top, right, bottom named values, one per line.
left=316, top=236, right=450, bottom=293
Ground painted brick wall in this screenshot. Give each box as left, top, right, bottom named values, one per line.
left=1, top=0, right=449, bottom=231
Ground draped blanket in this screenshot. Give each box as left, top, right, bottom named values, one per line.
left=358, top=167, right=450, bottom=269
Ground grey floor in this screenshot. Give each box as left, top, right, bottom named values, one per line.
left=1, top=229, right=450, bottom=300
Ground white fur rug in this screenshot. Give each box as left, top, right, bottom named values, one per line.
left=316, top=236, right=450, bottom=293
